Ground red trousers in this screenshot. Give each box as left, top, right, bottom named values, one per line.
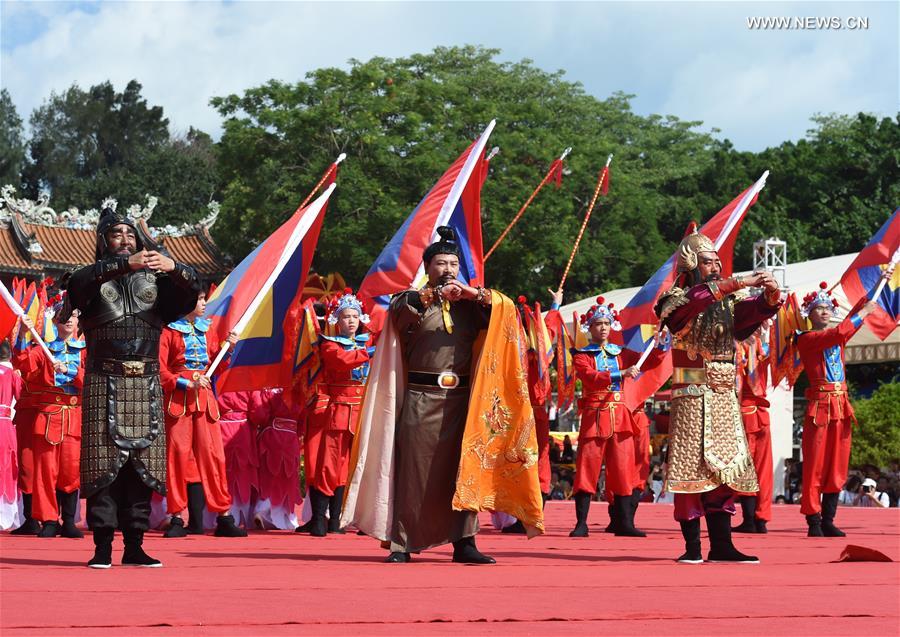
left=165, top=411, right=231, bottom=514
left=745, top=426, right=773, bottom=521
left=31, top=408, right=81, bottom=522
left=534, top=404, right=551, bottom=494
left=14, top=408, right=35, bottom=494
left=800, top=415, right=852, bottom=516
left=634, top=422, right=650, bottom=491
left=573, top=432, right=635, bottom=497
left=305, top=412, right=353, bottom=497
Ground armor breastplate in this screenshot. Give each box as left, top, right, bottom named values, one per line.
left=672, top=297, right=736, bottom=362
left=85, top=314, right=161, bottom=361
left=80, top=271, right=163, bottom=331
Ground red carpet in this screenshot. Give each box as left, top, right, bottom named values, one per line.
left=2, top=503, right=898, bottom=636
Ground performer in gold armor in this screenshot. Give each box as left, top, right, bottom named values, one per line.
left=654, top=228, right=781, bottom=564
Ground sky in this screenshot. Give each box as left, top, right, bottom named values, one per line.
left=1, top=0, right=897, bottom=152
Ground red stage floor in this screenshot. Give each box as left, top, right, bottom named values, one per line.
left=1, top=503, right=898, bottom=636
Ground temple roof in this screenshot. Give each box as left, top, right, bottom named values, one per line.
left=0, top=187, right=230, bottom=281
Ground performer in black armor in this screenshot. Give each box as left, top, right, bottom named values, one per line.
left=68, top=206, right=201, bottom=568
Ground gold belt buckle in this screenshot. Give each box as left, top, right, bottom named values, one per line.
left=437, top=372, right=460, bottom=389
left=122, top=361, right=145, bottom=377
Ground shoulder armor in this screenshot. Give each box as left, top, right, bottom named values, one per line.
left=655, top=286, right=689, bottom=320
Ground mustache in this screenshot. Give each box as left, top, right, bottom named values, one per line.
left=704, top=273, right=722, bottom=282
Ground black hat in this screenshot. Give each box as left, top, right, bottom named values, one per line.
left=423, top=226, right=461, bottom=264
left=95, top=206, right=143, bottom=259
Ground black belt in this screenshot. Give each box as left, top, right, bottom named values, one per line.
left=90, top=359, right=159, bottom=377
left=408, top=371, right=470, bottom=389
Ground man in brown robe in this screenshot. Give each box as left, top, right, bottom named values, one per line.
left=385, top=226, right=495, bottom=564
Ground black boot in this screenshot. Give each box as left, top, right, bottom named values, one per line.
left=122, top=530, right=162, bottom=567
left=309, top=488, right=328, bottom=537
left=37, top=520, right=61, bottom=537
left=87, top=528, right=114, bottom=569
left=732, top=496, right=759, bottom=533
left=614, top=494, right=645, bottom=537
left=186, top=482, right=206, bottom=535
left=603, top=501, right=616, bottom=533
left=706, top=512, right=759, bottom=563
left=821, top=493, right=845, bottom=537
left=501, top=519, right=526, bottom=534
left=386, top=551, right=410, bottom=563
left=806, top=513, right=824, bottom=537
left=328, top=486, right=346, bottom=534
left=677, top=519, right=702, bottom=564
left=452, top=536, right=496, bottom=564
left=630, top=487, right=647, bottom=536
left=11, top=494, right=40, bottom=535
left=163, top=516, right=188, bottom=538
left=541, top=492, right=549, bottom=509
left=214, top=514, right=248, bottom=537
left=755, top=519, right=768, bottom=534
left=59, top=490, right=84, bottom=538
left=569, top=492, right=591, bottom=537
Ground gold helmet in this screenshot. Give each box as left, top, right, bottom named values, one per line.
left=676, top=222, right=716, bottom=273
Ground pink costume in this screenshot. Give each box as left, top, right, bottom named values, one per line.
left=218, top=391, right=261, bottom=528
left=249, top=388, right=302, bottom=529
left=0, top=363, right=23, bottom=529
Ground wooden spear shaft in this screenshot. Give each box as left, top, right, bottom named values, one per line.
left=556, top=154, right=612, bottom=291
left=484, top=147, right=572, bottom=261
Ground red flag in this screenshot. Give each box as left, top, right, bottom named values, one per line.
left=0, top=282, right=19, bottom=341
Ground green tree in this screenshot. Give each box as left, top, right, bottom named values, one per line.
left=0, top=89, right=26, bottom=187
left=726, top=114, right=900, bottom=270
left=850, top=382, right=900, bottom=467
left=212, top=46, right=723, bottom=300
left=22, top=80, right=217, bottom=225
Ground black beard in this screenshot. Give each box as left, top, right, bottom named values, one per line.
left=704, top=272, right=722, bottom=282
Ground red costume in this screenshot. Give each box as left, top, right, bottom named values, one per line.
left=307, top=335, right=372, bottom=496
left=572, top=344, right=638, bottom=498
left=737, top=335, right=773, bottom=525
left=217, top=391, right=261, bottom=527
left=569, top=299, right=666, bottom=539
left=249, top=387, right=302, bottom=530
left=158, top=320, right=231, bottom=516
left=527, top=352, right=552, bottom=495
left=0, top=362, right=23, bottom=530
left=14, top=337, right=85, bottom=529
left=796, top=304, right=865, bottom=520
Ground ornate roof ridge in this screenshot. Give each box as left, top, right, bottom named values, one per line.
left=0, top=185, right=219, bottom=238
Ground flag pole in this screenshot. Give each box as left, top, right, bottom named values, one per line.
left=204, top=184, right=337, bottom=378
left=0, top=281, right=55, bottom=362
left=556, top=154, right=612, bottom=291
left=484, top=147, right=572, bottom=262
left=298, top=153, right=346, bottom=210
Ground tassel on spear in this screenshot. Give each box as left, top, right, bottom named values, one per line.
left=484, top=147, right=571, bottom=261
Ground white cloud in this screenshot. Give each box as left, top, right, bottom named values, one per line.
left=1, top=1, right=896, bottom=151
